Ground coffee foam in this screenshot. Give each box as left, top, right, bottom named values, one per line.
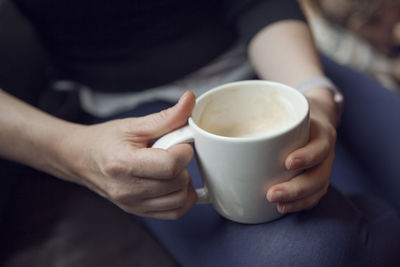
left=197, top=90, right=298, bottom=138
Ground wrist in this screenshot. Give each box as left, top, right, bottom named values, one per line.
left=295, top=76, right=343, bottom=103
left=0, top=90, right=89, bottom=184
left=294, top=76, right=343, bottom=127
left=40, top=120, right=88, bottom=184
left=304, top=87, right=341, bottom=127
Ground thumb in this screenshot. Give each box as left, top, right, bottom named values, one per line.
left=136, top=91, right=196, bottom=139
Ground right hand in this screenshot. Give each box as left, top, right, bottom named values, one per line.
left=58, top=91, right=198, bottom=220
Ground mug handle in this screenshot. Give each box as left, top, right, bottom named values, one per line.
left=152, top=126, right=210, bottom=204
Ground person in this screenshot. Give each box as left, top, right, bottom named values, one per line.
left=303, top=0, right=400, bottom=92
left=0, top=0, right=399, bottom=266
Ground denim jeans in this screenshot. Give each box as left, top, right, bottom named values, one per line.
left=104, top=56, right=400, bottom=266
left=1, top=56, right=399, bottom=266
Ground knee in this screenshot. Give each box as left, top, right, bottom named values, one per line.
left=256, top=187, right=394, bottom=266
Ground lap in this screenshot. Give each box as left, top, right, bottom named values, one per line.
left=101, top=97, right=400, bottom=266
left=322, top=55, right=400, bottom=209
left=2, top=159, right=399, bottom=266
left=2, top=58, right=399, bottom=266
left=139, top=186, right=400, bottom=267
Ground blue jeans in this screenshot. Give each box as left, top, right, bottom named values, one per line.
left=1, top=57, right=399, bottom=266
left=102, top=56, right=400, bottom=266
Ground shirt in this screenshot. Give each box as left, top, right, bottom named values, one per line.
left=12, top=0, right=305, bottom=92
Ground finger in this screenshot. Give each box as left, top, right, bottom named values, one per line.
left=267, top=150, right=334, bottom=203
left=144, top=169, right=191, bottom=197
left=143, top=184, right=197, bottom=220
left=131, top=143, right=193, bottom=179
left=140, top=183, right=192, bottom=212
left=276, top=184, right=329, bottom=214
left=112, top=169, right=191, bottom=206
left=134, top=91, right=196, bottom=139
left=285, top=119, right=335, bottom=170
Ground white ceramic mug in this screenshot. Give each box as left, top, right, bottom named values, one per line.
left=153, top=80, right=309, bottom=223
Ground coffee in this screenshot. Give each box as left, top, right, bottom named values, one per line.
left=153, top=80, right=309, bottom=223
left=197, top=90, right=298, bottom=138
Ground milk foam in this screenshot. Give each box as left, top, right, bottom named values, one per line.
left=197, top=91, right=298, bottom=138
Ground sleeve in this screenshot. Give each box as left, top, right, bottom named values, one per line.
left=223, top=0, right=307, bottom=44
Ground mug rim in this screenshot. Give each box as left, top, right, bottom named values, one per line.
left=188, top=80, right=309, bottom=143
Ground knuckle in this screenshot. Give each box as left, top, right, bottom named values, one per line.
left=102, top=157, right=128, bottom=178
left=309, top=141, right=330, bottom=165
left=132, top=203, right=148, bottom=214
left=327, top=125, right=337, bottom=142
left=135, top=184, right=155, bottom=197
left=132, top=176, right=145, bottom=185
left=167, top=210, right=183, bottom=220
left=158, top=109, right=168, bottom=121
left=162, top=156, right=180, bottom=178
left=321, top=142, right=331, bottom=158
left=174, top=192, right=188, bottom=208
left=108, top=186, right=127, bottom=202
left=321, top=184, right=330, bottom=196
left=158, top=109, right=170, bottom=121
left=177, top=171, right=190, bottom=186
left=292, top=184, right=305, bottom=199
left=118, top=204, right=132, bottom=213
left=119, top=204, right=140, bottom=216
left=152, top=109, right=171, bottom=128
left=108, top=184, right=144, bottom=203
left=182, top=144, right=194, bottom=158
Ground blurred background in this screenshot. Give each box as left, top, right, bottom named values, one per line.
left=302, top=0, right=400, bottom=92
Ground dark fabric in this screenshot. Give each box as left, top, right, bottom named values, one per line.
left=1, top=56, right=400, bottom=265
left=322, top=56, right=400, bottom=211
left=90, top=56, right=400, bottom=266
left=232, top=0, right=306, bottom=44
left=0, top=158, right=179, bottom=266
left=0, top=0, right=47, bottom=106
left=11, top=0, right=305, bottom=93
left=141, top=187, right=399, bottom=267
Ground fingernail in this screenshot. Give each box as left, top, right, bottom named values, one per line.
left=288, top=158, right=302, bottom=170
left=277, top=203, right=286, bottom=214
left=268, top=190, right=284, bottom=202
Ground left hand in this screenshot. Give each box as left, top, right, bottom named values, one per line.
left=266, top=88, right=339, bottom=213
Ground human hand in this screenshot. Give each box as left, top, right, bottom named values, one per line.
left=59, top=92, right=198, bottom=219
left=266, top=88, right=339, bottom=214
